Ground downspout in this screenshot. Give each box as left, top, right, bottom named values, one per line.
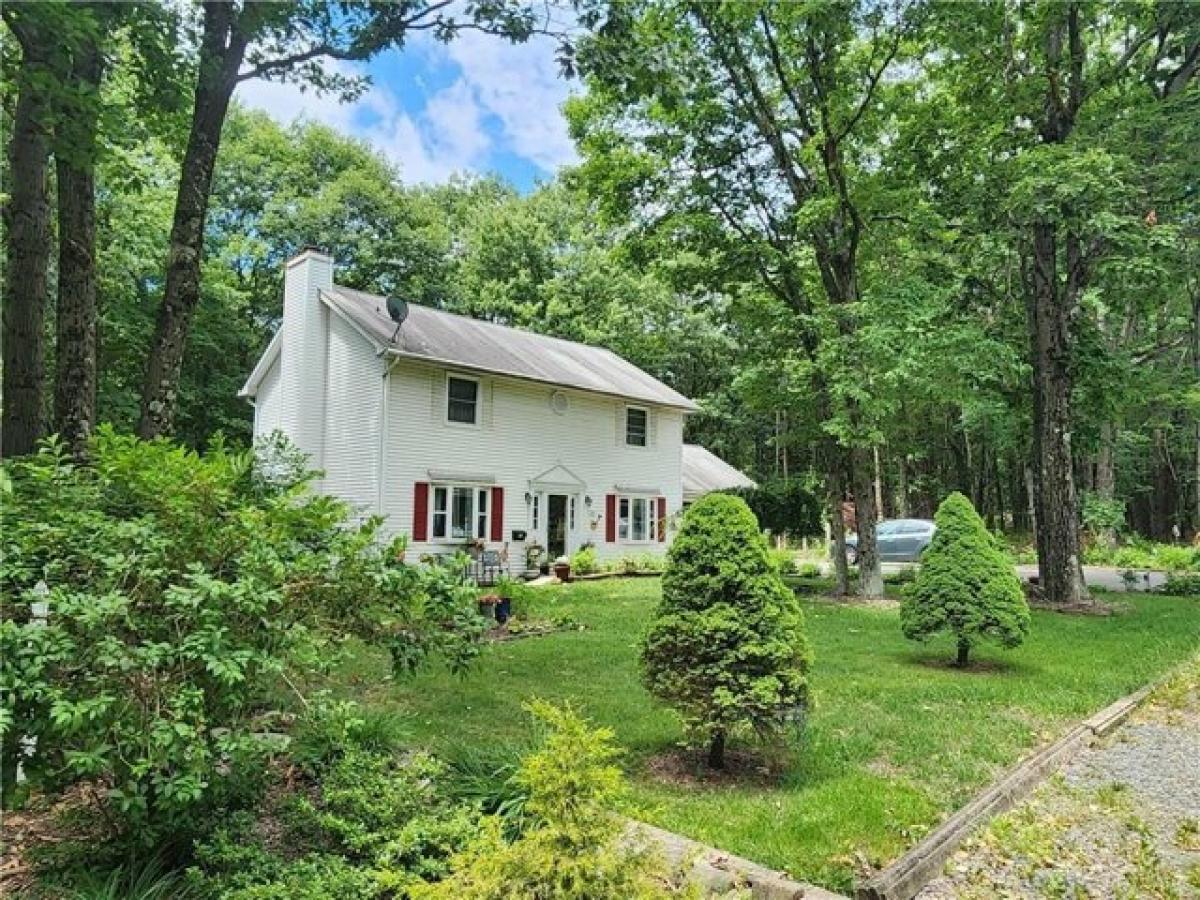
left=376, top=351, right=400, bottom=518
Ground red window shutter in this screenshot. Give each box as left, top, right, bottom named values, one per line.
left=413, top=482, right=429, bottom=542
left=490, top=486, right=504, bottom=542
left=605, top=494, right=617, bottom=543
left=657, top=497, right=667, bottom=542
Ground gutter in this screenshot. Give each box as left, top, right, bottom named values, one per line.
left=377, top=346, right=700, bottom=414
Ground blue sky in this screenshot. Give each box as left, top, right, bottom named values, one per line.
left=235, top=29, right=578, bottom=192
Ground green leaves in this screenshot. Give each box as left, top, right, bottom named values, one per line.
left=0, top=429, right=485, bottom=837
left=641, top=493, right=811, bottom=763
left=900, top=492, right=1031, bottom=664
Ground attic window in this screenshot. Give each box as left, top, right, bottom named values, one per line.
left=447, top=375, right=479, bottom=424
left=625, top=406, right=647, bottom=447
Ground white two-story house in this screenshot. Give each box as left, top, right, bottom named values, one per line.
left=240, top=249, right=751, bottom=566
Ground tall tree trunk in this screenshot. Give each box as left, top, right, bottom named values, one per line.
left=873, top=444, right=885, bottom=520
left=826, top=464, right=850, bottom=596
left=1, top=18, right=53, bottom=458
left=1027, top=220, right=1089, bottom=604
left=897, top=453, right=910, bottom=517
left=54, top=38, right=103, bottom=458
left=1024, top=462, right=1038, bottom=545
left=138, top=4, right=247, bottom=438
left=851, top=445, right=883, bottom=598
left=1192, top=286, right=1200, bottom=536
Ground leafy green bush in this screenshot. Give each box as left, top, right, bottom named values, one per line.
left=900, top=493, right=1030, bottom=667
left=287, top=747, right=477, bottom=886
left=289, top=693, right=409, bottom=775
left=767, top=548, right=798, bottom=575
left=1153, top=545, right=1198, bottom=573
left=411, top=702, right=697, bottom=900
left=883, top=567, right=917, bottom=586
left=731, top=477, right=822, bottom=539
left=640, top=493, right=811, bottom=769
left=570, top=544, right=600, bottom=575
left=0, top=430, right=484, bottom=848
left=1086, top=539, right=1197, bottom=572
left=1162, top=573, right=1200, bottom=596
left=608, top=552, right=665, bottom=574
left=1080, top=491, right=1126, bottom=537
left=795, top=562, right=822, bottom=578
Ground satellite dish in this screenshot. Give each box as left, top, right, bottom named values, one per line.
left=385, top=297, right=409, bottom=343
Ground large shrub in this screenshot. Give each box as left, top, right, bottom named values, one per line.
left=640, top=493, right=811, bottom=769
left=0, top=430, right=483, bottom=847
left=900, top=492, right=1030, bottom=667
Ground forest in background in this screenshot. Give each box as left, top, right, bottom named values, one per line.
left=3, top=1, right=1198, bottom=595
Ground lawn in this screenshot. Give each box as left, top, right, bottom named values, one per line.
left=328, top=579, right=1200, bottom=892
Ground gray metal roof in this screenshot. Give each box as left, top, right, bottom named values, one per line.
left=326, top=285, right=698, bottom=411
left=682, top=444, right=756, bottom=499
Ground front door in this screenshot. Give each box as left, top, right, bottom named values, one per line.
left=547, top=494, right=568, bottom=558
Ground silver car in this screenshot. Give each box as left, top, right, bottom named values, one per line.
left=842, top=518, right=936, bottom=564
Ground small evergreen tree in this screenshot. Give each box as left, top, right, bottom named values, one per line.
left=640, top=493, right=811, bottom=769
left=900, top=492, right=1031, bottom=667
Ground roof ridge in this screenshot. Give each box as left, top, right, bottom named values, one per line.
left=330, top=284, right=625, bottom=359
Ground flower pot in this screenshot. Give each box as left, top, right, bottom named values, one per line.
left=478, top=594, right=500, bottom=620
left=553, top=563, right=571, bottom=582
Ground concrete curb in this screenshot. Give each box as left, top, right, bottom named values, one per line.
left=855, top=672, right=1176, bottom=900
left=630, top=821, right=849, bottom=900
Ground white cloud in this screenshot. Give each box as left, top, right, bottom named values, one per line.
left=445, top=31, right=578, bottom=172
left=233, top=32, right=577, bottom=186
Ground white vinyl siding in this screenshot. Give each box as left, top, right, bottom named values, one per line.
left=253, top=358, right=282, bottom=439
left=320, top=312, right=381, bottom=520
left=379, top=359, right=684, bottom=563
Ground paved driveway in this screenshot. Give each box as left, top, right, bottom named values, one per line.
left=868, top=561, right=1167, bottom=592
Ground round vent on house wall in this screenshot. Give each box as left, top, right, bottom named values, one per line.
left=549, top=391, right=569, bottom=415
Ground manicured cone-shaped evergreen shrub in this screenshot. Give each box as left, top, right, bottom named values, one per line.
left=640, top=493, right=811, bottom=769
left=900, top=492, right=1030, bottom=667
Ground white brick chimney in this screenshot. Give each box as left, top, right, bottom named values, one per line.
left=278, top=248, right=333, bottom=473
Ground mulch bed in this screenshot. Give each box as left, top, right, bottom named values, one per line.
left=644, top=748, right=792, bottom=789
left=485, top=620, right=583, bottom=642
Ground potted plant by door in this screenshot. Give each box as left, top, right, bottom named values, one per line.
left=525, top=542, right=545, bottom=577
left=552, top=555, right=571, bottom=582
left=477, top=593, right=499, bottom=620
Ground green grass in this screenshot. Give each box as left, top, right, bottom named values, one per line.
left=327, top=580, right=1200, bottom=892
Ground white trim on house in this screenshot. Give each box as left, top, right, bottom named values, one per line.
left=238, top=330, right=282, bottom=398
left=429, top=483, right=493, bottom=542
left=617, top=494, right=657, bottom=544
left=427, top=469, right=496, bottom=483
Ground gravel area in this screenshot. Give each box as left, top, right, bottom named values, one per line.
left=919, top=660, right=1200, bottom=899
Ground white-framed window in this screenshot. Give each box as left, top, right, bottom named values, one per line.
left=432, top=486, right=449, bottom=539
left=617, top=495, right=654, bottom=542
left=476, top=487, right=489, bottom=539
left=569, top=496, right=577, bottom=531
left=447, top=374, right=479, bottom=425
left=531, top=493, right=541, bottom=530
left=431, top=484, right=491, bottom=541
left=625, top=406, right=648, bottom=447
